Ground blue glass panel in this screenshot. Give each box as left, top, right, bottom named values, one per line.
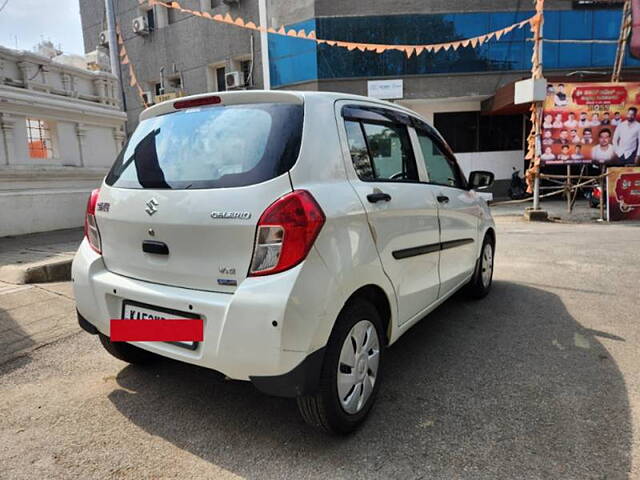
left=559, top=11, right=592, bottom=40
left=275, top=9, right=628, bottom=86
left=543, top=10, right=560, bottom=40
left=592, top=43, right=617, bottom=67
left=450, top=13, right=490, bottom=38
left=558, top=43, right=592, bottom=67
left=541, top=42, right=559, bottom=70
left=593, top=10, right=622, bottom=40
left=487, top=41, right=526, bottom=70
left=269, top=18, right=317, bottom=87
left=624, top=48, right=640, bottom=66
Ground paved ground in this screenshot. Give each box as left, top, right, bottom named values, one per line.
left=0, top=281, right=76, bottom=364
left=1, top=208, right=640, bottom=479
left=0, top=228, right=82, bottom=284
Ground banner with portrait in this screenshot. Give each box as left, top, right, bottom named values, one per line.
left=607, top=166, right=640, bottom=221
left=541, top=82, right=640, bottom=167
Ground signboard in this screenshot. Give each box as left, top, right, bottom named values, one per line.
left=154, top=91, right=183, bottom=104
left=368, top=79, right=403, bottom=100
left=541, top=82, right=640, bottom=166
left=607, top=166, right=640, bottom=221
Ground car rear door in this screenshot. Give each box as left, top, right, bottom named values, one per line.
left=413, top=124, right=481, bottom=296
left=338, top=103, right=441, bottom=325
left=95, top=100, right=304, bottom=293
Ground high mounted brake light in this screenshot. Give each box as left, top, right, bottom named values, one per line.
left=174, top=96, right=222, bottom=109
left=249, top=190, right=325, bottom=276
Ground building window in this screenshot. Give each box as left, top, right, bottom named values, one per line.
left=434, top=111, right=523, bottom=153
left=146, top=8, right=155, bottom=31
left=168, top=76, right=182, bottom=90
left=434, top=112, right=478, bottom=154
left=26, top=118, right=55, bottom=159
left=240, top=60, right=251, bottom=86
left=216, top=66, right=226, bottom=91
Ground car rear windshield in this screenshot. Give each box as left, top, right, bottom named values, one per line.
left=105, top=103, right=303, bottom=189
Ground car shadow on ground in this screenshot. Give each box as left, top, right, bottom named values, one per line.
left=108, top=281, right=631, bottom=479
left=0, top=304, right=34, bottom=373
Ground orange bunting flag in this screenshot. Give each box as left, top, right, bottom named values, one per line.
left=137, top=0, right=539, bottom=60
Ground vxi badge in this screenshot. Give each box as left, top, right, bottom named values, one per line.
left=210, top=211, right=252, bottom=220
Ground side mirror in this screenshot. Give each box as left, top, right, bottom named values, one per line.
left=468, top=170, right=494, bottom=190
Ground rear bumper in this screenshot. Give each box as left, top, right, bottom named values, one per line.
left=72, top=239, right=333, bottom=396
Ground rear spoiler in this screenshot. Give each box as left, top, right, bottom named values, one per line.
left=140, top=90, right=304, bottom=122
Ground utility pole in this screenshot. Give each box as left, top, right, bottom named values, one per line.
left=530, top=0, right=545, bottom=217
left=105, top=0, right=126, bottom=111
left=258, top=0, right=271, bottom=90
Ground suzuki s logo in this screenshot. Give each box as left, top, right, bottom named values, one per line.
left=145, top=198, right=159, bottom=216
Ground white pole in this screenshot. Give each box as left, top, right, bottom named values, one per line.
left=258, top=0, right=271, bottom=90
left=105, top=0, right=120, bottom=79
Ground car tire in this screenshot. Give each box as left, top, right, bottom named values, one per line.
left=98, top=333, right=157, bottom=364
left=465, top=234, right=495, bottom=299
left=297, top=298, right=384, bottom=435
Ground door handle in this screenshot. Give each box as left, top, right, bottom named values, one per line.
left=142, top=240, right=169, bottom=255
left=367, top=192, right=392, bottom=203
left=437, top=195, right=449, bottom=204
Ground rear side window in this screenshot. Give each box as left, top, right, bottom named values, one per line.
left=416, top=131, right=464, bottom=188
left=105, top=103, right=303, bottom=189
left=344, top=119, right=418, bottom=182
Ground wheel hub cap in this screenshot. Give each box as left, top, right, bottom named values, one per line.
left=481, top=243, right=493, bottom=287
left=337, top=319, right=380, bottom=415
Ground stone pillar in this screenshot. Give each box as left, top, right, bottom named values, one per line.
left=61, top=73, right=72, bottom=95
left=1, top=114, right=16, bottom=166
left=93, top=78, right=107, bottom=104
left=17, top=61, right=34, bottom=89
left=113, top=127, right=125, bottom=153
left=75, top=123, right=88, bottom=167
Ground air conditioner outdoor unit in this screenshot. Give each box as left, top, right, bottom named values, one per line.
left=132, top=16, right=150, bottom=36
left=141, top=91, right=154, bottom=105
left=225, top=71, right=245, bottom=89
left=98, top=31, right=109, bottom=47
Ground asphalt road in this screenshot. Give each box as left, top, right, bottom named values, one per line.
left=2, top=214, right=640, bottom=479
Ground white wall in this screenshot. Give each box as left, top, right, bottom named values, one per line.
left=0, top=189, right=94, bottom=237
left=457, top=150, right=523, bottom=181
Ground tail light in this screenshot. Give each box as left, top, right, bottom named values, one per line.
left=249, top=190, right=325, bottom=276
left=84, top=188, right=102, bottom=254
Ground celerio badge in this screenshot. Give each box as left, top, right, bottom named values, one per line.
left=210, top=211, right=251, bottom=220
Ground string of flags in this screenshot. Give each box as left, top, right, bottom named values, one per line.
left=121, top=0, right=543, bottom=108
left=143, top=0, right=541, bottom=58
left=116, top=24, right=149, bottom=108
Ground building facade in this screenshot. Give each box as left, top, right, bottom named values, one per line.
left=79, top=0, right=638, bottom=195
left=0, top=45, right=126, bottom=236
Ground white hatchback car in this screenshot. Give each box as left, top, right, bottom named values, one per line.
left=73, top=90, right=495, bottom=434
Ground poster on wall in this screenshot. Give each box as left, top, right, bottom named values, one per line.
left=541, top=82, right=640, bottom=166
left=607, top=166, right=640, bottom=221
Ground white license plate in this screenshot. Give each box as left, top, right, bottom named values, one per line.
left=122, top=301, right=199, bottom=350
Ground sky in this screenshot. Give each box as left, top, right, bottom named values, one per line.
left=0, top=0, right=85, bottom=55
